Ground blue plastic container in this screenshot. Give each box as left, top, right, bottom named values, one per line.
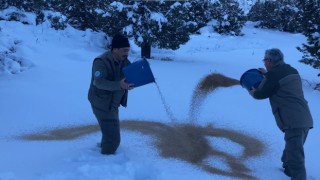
left=240, top=69, right=264, bottom=91
left=122, top=59, right=155, bottom=87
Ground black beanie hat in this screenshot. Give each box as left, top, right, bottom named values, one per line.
left=111, top=34, right=130, bottom=49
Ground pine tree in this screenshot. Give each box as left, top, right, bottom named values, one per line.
left=126, top=1, right=168, bottom=58
left=99, top=1, right=131, bottom=37
left=186, top=0, right=213, bottom=33
left=4, top=0, right=24, bottom=10
left=0, top=0, right=249, bottom=59
left=248, top=0, right=302, bottom=33
left=125, top=1, right=198, bottom=58
left=52, top=0, right=101, bottom=31
left=297, top=0, right=320, bottom=88
left=0, top=0, right=8, bottom=10
left=277, top=0, right=302, bottom=33
left=46, top=0, right=205, bottom=58
left=247, top=1, right=264, bottom=23
left=258, top=1, right=280, bottom=29
left=212, top=0, right=246, bottom=36
left=155, top=2, right=194, bottom=49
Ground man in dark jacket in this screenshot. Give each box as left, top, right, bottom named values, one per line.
left=88, top=34, right=134, bottom=155
left=250, top=48, right=313, bottom=179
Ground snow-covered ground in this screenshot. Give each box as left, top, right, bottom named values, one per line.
left=1, top=16, right=319, bottom=180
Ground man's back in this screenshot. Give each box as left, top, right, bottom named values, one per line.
left=257, top=63, right=313, bottom=131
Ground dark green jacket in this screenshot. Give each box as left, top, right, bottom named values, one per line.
left=88, top=51, right=131, bottom=115
left=253, top=61, right=313, bottom=131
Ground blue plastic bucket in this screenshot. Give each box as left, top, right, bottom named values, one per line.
left=240, top=69, right=264, bottom=91
left=122, top=59, right=155, bottom=87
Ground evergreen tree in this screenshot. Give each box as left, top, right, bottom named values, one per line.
left=0, top=0, right=8, bottom=10
left=100, top=1, right=131, bottom=37
left=70, top=0, right=100, bottom=31
left=247, top=1, right=264, bottom=22
left=248, top=0, right=302, bottom=33
left=0, top=0, right=248, bottom=59
left=1, top=0, right=47, bottom=12
left=278, top=1, right=302, bottom=32
left=125, top=1, right=197, bottom=58
left=4, top=0, right=24, bottom=10
left=186, top=0, right=213, bottom=33
left=297, top=0, right=320, bottom=88
left=249, top=1, right=280, bottom=29
left=212, top=0, right=246, bottom=36
left=155, top=2, right=195, bottom=49
left=126, top=1, right=166, bottom=58
left=52, top=0, right=101, bottom=31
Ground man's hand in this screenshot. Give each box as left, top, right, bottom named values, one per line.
left=249, top=87, right=256, bottom=97
left=258, top=68, right=267, bottom=74
left=120, top=78, right=134, bottom=90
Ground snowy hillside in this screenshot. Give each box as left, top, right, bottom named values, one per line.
left=1, top=9, right=320, bottom=180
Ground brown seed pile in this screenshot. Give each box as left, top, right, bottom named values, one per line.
left=19, top=73, right=264, bottom=179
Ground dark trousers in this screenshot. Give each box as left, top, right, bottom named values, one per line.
left=281, top=128, right=309, bottom=180
left=97, top=119, right=120, bottom=154
left=92, top=106, right=120, bottom=155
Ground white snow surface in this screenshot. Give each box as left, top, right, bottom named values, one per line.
left=1, top=17, right=320, bottom=180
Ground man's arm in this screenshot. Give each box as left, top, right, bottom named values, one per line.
left=251, top=76, right=279, bottom=99
left=92, top=59, right=122, bottom=91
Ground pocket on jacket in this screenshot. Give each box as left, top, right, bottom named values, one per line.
left=89, top=88, right=113, bottom=111
left=274, top=108, right=286, bottom=130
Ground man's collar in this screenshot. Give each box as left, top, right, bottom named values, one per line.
left=270, top=60, right=285, bottom=70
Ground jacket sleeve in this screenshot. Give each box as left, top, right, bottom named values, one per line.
left=92, top=59, right=122, bottom=91
left=253, top=74, right=279, bottom=99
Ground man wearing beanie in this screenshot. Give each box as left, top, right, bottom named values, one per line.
left=88, top=34, right=134, bottom=155
left=249, top=48, right=313, bottom=179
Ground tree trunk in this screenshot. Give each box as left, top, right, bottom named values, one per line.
left=141, top=42, right=151, bottom=59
